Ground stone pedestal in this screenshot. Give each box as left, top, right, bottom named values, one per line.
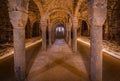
left=90, top=25, right=102, bottom=81
left=13, top=27, right=26, bottom=81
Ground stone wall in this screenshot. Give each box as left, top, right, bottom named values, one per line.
left=107, top=1, right=120, bottom=44
left=0, top=1, right=13, bottom=43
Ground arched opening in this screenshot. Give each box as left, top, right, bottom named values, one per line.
left=55, top=24, right=65, bottom=39
left=81, top=20, right=89, bottom=36
left=0, top=0, right=13, bottom=43
left=32, top=21, right=40, bottom=37
left=25, top=19, right=32, bottom=39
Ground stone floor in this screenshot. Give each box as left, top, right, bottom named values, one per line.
left=26, top=39, right=90, bottom=81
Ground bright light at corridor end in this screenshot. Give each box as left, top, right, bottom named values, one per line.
left=77, top=38, right=120, bottom=60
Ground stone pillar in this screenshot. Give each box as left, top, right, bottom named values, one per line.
left=72, top=17, right=78, bottom=52
left=79, top=20, right=82, bottom=37
left=88, top=0, right=107, bottom=81
left=9, top=11, right=28, bottom=81
left=8, top=0, right=29, bottom=79
left=41, top=20, right=47, bottom=51
left=104, top=20, right=109, bottom=40
left=48, top=24, right=52, bottom=46
left=90, top=25, right=102, bottom=81
left=66, top=24, right=69, bottom=43
left=68, top=24, right=71, bottom=46
left=51, top=27, right=54, bottom=43
left=14, top=27, right=26, bottom=81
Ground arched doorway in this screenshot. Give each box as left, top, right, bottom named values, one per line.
left=81, top=20, right=89, bottom=36
left=55, top=24, right=65, bottom=39
left=32, top=21, right=40, bottom=37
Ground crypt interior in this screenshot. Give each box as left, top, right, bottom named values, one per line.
left=0, top=0, right=120, bottom=81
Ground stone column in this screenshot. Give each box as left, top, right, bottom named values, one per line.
left=72, top=17, right=78, bottom=52
left=51, top=27, right=54, bottom=43
left=13, top=27, right=26, bottom=81
left=48, top=24, right=52, bottom=46
left=66, top=24, right=69, bottom=43
left=41, top=20, right=47, bottom=51
left=90, top=25, right=103, bottom=81
left=79, top=20, right=82, bottom=37
left=88, top=0, right=107, bottom=81
left=104, top=19, right=109, bottom=40
left=68, top=24, right=71, bottom=46
left=9, top=11, right=28, bottom=81
left=8, top=0, right=29, bottom=79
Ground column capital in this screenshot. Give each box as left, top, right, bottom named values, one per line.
left=92, top=24, right=103, bottom=27
left=41, top=20, right=47, bottom=31
left=41, top=20, right=47, bottom=24
left=73, top=16, right=78, bottom=23
left=88, top=0, right=107, bottom=26
left=8, top=0, right=29, bottom=12
left=9, top=11, right=28, bottom=28
left=13, top=27, right=25, bottom=29
left=73, top=16, right=78, bottom=29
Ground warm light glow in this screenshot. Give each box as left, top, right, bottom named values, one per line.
left=56, top=26, right=65, bottom=35
left=26, top=39, right=42, bottom=48
left=0, top=39, right=42, bottom=60
left=77, top=38, right=120, bottom=59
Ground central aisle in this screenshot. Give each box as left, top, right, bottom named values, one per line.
left=26, top=39, right=89, bottom=81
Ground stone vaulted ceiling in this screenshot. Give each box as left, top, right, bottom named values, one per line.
left=32, top=0, right=87, bottom=27
left=40, top=0, right=73, bottom=13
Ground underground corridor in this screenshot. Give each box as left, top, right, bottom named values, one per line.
left=0, top=0, right=120, bottom=81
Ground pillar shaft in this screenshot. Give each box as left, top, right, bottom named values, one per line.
left=88, top=0, right=107, bottom=81
left=66, top=27, right=69, bottom=43
left=79, top=20, right=82, bottom=37
left=41, top=21, right=47, bottom=51
left=68, top=26, right=71, bottom=46
left=49, top=26, right=52, bottom=46
left=90, top=25, right=102, bottom=81
left=72, top=17, right=78, bottom=52
left=72, top=28, right=77, bottom=52
left=14, top=27, right=26, bottom=81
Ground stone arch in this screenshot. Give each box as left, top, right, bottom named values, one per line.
left=51, top=18, right=66, bottom=27
left=55, top=24, right=65, bottom=39
left=32, top=20, right=40, bottom=37
left=52, top=22, right=66, bottom=39
left=42, top=8, right=74, bottom=23
left=51, top=19, right=65, bottom=42
left=30, top=18, right=39, bottom=28
left=32, top=0, right=43, bottom=16
left=81, top=20, right=89, bottom=36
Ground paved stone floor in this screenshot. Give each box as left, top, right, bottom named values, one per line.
left=26, top=39, right=90, bottom=81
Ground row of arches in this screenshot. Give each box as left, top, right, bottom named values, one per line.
left=25, top=20, right=41, bottom=39
left=1, top=0, right=119, bottom=81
